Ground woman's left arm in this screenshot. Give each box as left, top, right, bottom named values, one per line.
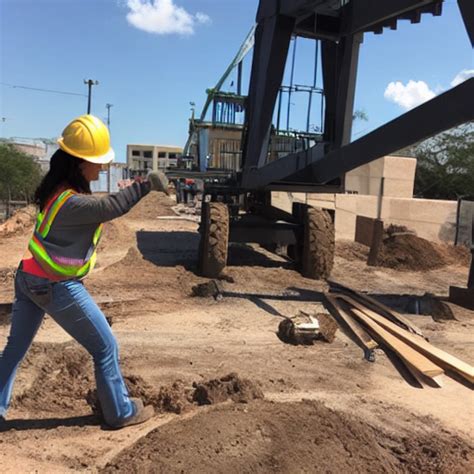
left=59, top=181, right=152, bottom=225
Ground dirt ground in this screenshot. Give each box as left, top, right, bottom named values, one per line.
left=0, top=191, right=473, bottom=473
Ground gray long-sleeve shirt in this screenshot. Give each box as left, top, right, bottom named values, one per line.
left=36, top=181, right=151, bottom=263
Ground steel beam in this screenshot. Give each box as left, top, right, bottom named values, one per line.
left=322, top=33, right=362, bottom=149
left=241, top=78, right=474, bottom=188
left=257, top=0, right=320, bottom=22
left=341, top=0, right=438, bottom=34
left=242, top=143, right=326, bottom=188
left=241, top=14, right=295, bottom=173
left=311, top=78, right=474, bottom=183
left=458, top=0, right=474, bottom=46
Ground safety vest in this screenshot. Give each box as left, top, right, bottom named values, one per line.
left=28, top=189, right=103, bottom=279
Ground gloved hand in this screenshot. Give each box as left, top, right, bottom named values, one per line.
left=147, top=171, right=169, bottom=195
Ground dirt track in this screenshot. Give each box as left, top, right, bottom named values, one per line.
left=0, top=191, right=473, bottom=473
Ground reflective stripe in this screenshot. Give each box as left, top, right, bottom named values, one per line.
left=28, top=189, right=102, bottom=279
left=38, top=190, right=75, bottom=237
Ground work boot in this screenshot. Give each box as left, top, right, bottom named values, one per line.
left=111, top=398, right=154, bottom=429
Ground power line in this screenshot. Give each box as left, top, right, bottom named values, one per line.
left=0, top=82, right=87, bottom=97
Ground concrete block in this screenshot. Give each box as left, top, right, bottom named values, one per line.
left=383, top=178, right=413, bottom=198
left=382, top=156, right=417, bottom=180
left=335, top=209, right=356, bottom=240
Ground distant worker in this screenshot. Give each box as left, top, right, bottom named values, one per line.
left=0, top=115, right=168, bottom=429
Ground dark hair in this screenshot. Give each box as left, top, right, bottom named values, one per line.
left=35, top=149, right=91, bottom=210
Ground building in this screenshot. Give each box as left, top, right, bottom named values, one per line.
left=90, top=163, right=130, bottom=193
left=126, top=144, right=183, bottom=172
left=2, top=138, right=59, bottom=172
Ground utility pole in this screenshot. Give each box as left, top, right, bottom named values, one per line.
left=84, top=79, right=99, bottom=114
left=105, top=103, right=113, bottom=193
left=106, top=103, right=113, bottom=128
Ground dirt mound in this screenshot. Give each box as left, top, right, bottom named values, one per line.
left=97, top=219, right=135, bottom=252
left=127, top=191, right=175, bottom=220
left=192, top=373, right=264, bottom=405
left=336, top=240, right=368, bottom=262
left=377, top=234, right=447, bottom=271
left=436, top=242, right=471, bottom=266
left=0, top=205, right=36, bottom=237
left=0, top=267, right=15, bottom=285
left=12, top=342, right=94, bottom=414
left=87, top=375, right=193, bottom=416
left=104, top=246, right=149, bottom=273
left=88, top=373, right=263, bottom=418
left=102, top=400, right=473, bottom=473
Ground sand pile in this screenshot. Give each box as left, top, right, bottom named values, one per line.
left=102, top=399, right=473, bottom=473
left=97, top=219, right=135, bottom=252
left=87, top=373, right=263, bottom=417
left=13, top=339, right=263, bottom=419
left=377, top=234, right=468, bottom=271
left=336, top=240, right=369, bottom=262
left=12, top=342, right=94, bottom=414
left=192, top=373, right=264, bottom=405
left=127, top=191, right=175, bottom=220
left=0, top=205, right=36, bottom=237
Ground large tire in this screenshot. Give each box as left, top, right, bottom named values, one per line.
left=302, top=207, right=335, bottom=280
left=198, top=202, right=229, bottom=278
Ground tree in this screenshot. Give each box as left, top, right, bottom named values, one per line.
left=0, top=143, right=43, bottom=204
left=413, top=122, right=474, bottom=200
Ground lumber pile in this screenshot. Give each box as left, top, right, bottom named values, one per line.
left=325, top=283, right=474, bottom=388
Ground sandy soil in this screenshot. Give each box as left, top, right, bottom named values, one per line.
left=0, top=191, right=473, bottom=473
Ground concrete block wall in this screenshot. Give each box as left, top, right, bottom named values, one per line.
left=345, top=155, right=417, bottom=198
left=272, top=192, right=458, bottom=243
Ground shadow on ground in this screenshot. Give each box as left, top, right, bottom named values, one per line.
left=136, top=230, right=294, bottom=271
left=0, top=415, right=100, bottom=432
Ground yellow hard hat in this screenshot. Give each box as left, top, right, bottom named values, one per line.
left=57, top=114, right=115, bottom=164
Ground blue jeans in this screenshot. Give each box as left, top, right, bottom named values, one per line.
left=0, top=270, right=135, bottom=427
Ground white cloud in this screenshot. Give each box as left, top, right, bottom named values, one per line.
left=450, top=69, right=474, bottom=87
left=126, top=0, right=211, bottom=36
left=195, top=12, right=211, bottom=25
left=384, top=80, right=436, bottom=110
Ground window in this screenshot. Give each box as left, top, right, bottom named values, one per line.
left=158, top=152, right=166, bottom=158
left=132, top=150, right=140, bottom=156
left=168, top=153, right=177, bottom=159
left=143, top=151, right=152, bottom=158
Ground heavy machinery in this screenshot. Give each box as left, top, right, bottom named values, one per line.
left=192, top=0, right=474, bottom=280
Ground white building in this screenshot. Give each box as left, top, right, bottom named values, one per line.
left=127, top=144, right=182, bottom=172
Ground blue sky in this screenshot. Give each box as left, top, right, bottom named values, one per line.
left=1, top=0, right=472, bottom=162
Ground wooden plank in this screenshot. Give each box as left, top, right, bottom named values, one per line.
left=341, top=295, right=474, bottom=384
left=405, top=363, right=444, bottom=388
left=325, top=294, right=378, bottom=352
left=328, top=280, right=424, bottom=337
left=350, top=308, right=444, bottom=379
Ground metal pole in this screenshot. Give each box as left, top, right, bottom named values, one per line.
left=84, top=79, right=99, bottom=114
left=306, top=91, right=312, bottom=132
left=313, top=40, right=319, bottom=88
left=237, top=61, right=243, bottom=96
left=105, top=103, right=113, bottom=193
left=106, top=103, right=113, bottom=128
left=454, top=197, right=462, bottom=245
left=286, top=36, right=297, bottom=131
left=276, top=88, right=283, bottom=132
left=468, top=218, right=474, bottom=288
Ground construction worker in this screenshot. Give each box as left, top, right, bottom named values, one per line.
left=0, top=115, right=168, bottom=429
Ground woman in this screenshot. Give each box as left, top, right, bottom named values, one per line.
left=0, top=114, right=167, bottom=428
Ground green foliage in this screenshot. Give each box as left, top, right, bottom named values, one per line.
left=0, top=143, right=43, bottom=202
left=353, top=109, right=368, bottom=123
left=414, top=123, right=474, bottom=200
